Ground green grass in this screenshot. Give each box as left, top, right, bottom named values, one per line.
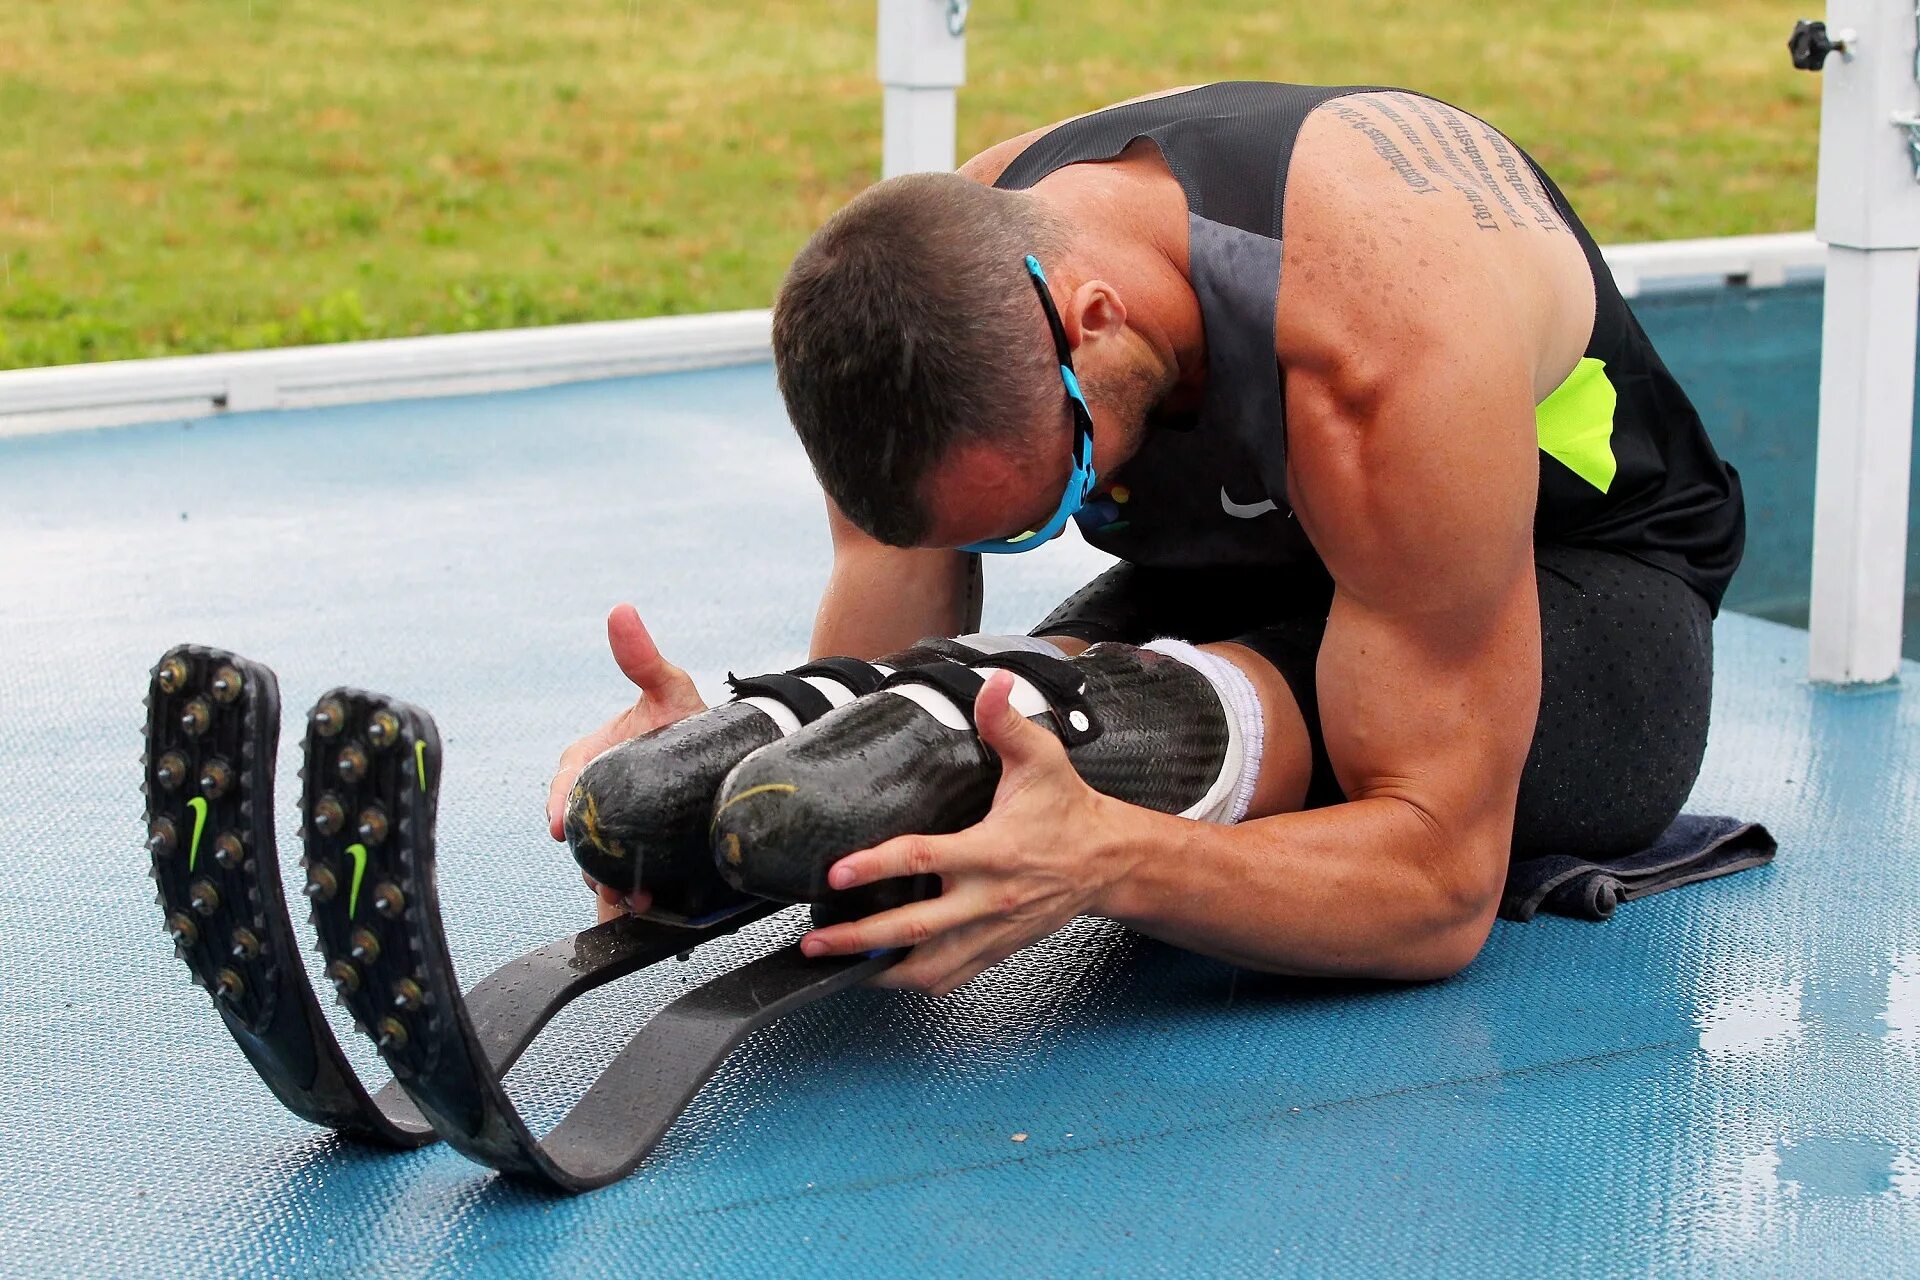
left=0, top=0, right=1820, bottom=369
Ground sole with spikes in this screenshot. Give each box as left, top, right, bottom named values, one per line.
left=299, top=687, right=898, bottom=1193
left=143, top=648, right=784, bottom=1154
left=142, top=645, right=433, bottom=1146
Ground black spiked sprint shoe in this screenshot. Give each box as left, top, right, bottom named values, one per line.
left=141, top=646, right=433, bottom=1146
left=305, top=689, right=898, bottom=1193
left=710, top=644, right=1238, bottom=924
left=565, top=639, right=980, bottom=921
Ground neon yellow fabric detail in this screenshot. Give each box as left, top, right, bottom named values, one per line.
left=1534, top=357, right=1617, bottom=494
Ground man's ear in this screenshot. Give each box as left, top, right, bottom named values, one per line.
left=1066, top=281, right=1128, bottom=351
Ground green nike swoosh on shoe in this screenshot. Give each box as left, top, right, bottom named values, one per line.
left=186, top=796, right=209, bottom=872
left=346, top=842, right=368, bottom=918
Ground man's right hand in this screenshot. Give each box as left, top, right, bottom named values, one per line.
left=546, top=604, right=707, bottom=846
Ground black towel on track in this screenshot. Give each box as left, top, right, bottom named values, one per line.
left=1500, top=815, right=1777, bottom=922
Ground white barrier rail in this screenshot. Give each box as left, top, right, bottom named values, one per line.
left=0, top=310, right=772, bottom=439
left=0, top=232, right=1830, bottom=440
left=1601, top=231, right=1828, bottom=296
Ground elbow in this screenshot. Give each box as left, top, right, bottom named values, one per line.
left=1387, top=908, right=1497, bottom=981
left=1384, top=808, right=1507, bottom=981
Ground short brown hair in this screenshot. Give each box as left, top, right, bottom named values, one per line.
left=772, top=172, right=1068, bottom=546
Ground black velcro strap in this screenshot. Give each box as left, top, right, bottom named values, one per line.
left=878, top=663, right=988, bottom=723
left=879, top=654, right=1103, bottom=747
left=725, top=671, right=835, bottom=724
left=789, top=656, right=887, bottom=696
left=971, top=652, right=1102, bottom=746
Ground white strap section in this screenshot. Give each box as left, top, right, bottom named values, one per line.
left=881, top=666, right=1052, bottom=730
left=1144, top=639, right=1262, bottom=825
left=801, top=674, right=862, bottom=709
left=739, top=666, right=879, bottom=736
left=740, top=697, right=801, bottom=736
left=883, top=683, right=969, bottom=729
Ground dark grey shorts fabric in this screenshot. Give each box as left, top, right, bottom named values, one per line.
left=1030, top=545, right=1715, bottom=862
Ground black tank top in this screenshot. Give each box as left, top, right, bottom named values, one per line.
left=992, top=82, right=1746, bottom=612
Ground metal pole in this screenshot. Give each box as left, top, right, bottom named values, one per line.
left=877, top=0, right=967, bottom=178
left=1805, top=0, right=1919, bottom=683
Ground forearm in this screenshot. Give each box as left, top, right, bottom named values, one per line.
left=1094, top=799, right=1506, bottom=981
left=810, top=549, right=979, bottom=660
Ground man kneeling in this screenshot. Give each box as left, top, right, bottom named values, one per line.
left=549, top=82, right=1744, bottom=994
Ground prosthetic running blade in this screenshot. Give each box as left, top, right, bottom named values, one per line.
left=144, top=647, right=772, bottom=1155
left=142, top=645, right=432, bottom=1146
left=300, top=688, right=897, bottom=1192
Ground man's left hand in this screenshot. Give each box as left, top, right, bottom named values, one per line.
left=799, top=670, right=1139, bottom=995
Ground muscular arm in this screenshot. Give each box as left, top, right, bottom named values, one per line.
left=1093, top=98, right=1583, bottom=979
left=811, top=498, right=980, bottom=659
left=1095, top=345, right=1540, bottom=977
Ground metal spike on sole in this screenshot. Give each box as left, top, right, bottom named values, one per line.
left=297, top=687, right=893, bottom=1193
left=145, top=647, right=861, bottom=1175
left=141, top=644, right=433, bottom=1146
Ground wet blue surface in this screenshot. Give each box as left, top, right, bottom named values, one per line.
left=0, top=362, right=1916, bottom=1278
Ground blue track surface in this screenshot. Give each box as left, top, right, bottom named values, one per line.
left=1, top=364, right=1916, bottom=1278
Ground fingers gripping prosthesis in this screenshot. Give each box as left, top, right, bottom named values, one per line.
left=564, top=640, right=981, bottom=921
left=709, top=640, right=1257, bottom=924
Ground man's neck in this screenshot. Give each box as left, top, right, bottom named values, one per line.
left=1031, top=156, right=1210, bottom=453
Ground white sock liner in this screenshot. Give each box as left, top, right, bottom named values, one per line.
left=1143, top=638, right=1264, bottom=825
left=953, top=633, right=1065, bottom=657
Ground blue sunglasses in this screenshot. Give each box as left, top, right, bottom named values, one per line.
left=961, top=255, right=1099, bottom=554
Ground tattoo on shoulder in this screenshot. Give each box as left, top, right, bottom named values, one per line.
left=1325, top=102, right=1437, bottom=197
left=1324, top=95, right=1569, bottom=236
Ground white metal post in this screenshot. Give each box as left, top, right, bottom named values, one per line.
left=877, top=0, right=967, bottom=178
left=1809, top=0, right=1920, bottom=683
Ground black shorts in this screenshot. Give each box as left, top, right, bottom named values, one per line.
left=1030, top=544, right=1714, bottom=861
